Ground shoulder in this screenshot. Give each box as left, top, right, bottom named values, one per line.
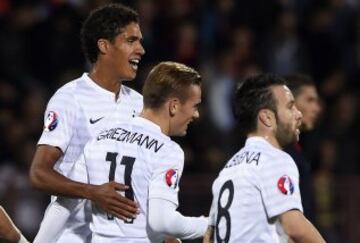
left=44, top=77, right=89, bottom=117
left=122, top=85, right=143, bottom=100
left=50, top=76, right=84, bottom=101
left=161, top=140, right=184, bottom=160
left=258, top=146, right=298, bottom=177
left=270, top=148, right=295, bottom=166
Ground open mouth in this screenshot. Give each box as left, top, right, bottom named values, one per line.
left=129, top=59, right=140, bottom=71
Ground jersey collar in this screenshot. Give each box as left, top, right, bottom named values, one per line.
left=82, top=73, right=124, bottom=101
left=133, top=116, right=170, bottom=140
left=245, top=136, right=279, bottom=150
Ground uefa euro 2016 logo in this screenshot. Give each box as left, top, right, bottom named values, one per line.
left=165, top=169, right=179, bottom=189
left=44, top=111, right=58, bottom=132
left=277, top=175, right=294, bottom=195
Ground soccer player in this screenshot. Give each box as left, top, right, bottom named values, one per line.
left=204, top=74, right=325, bottom=242
left=45, top=61, right=208, bottom=242
left=30, top=3, right=145, bottom=243
left=0, top=206, right=29, bottom=243
left=284, top=74, right=321, bottom=221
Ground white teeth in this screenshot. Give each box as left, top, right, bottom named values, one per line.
left=129, top=59, right=140, bottom=71
left=130, top=59, right=139, bottom=64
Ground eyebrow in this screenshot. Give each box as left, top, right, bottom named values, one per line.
left=287, top=100, right=295, bottom=107
left=194, top=102, right=201, bottom=108
left=127, top=35, right=142, bottom=41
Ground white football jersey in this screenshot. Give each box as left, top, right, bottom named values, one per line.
left=37, top=73, right=143, bottom=242
left=82, top=116, right=184, bottom=241
left=209, top=137, right=303, bottom=243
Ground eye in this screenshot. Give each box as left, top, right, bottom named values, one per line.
left=126, top=36, right=138, bottom=44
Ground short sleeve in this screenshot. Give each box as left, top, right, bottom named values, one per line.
left=259, top=153, right=303, bottom=219
left=37, top=88, right=77, bottom=153
left=148, top=143, right=184, bottom=206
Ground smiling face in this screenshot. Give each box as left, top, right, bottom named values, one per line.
left=169, top=84, right=202, bottom=136
left=272, top=85, right=303, bottom=147
left=105, top=22, right=145, bottom=81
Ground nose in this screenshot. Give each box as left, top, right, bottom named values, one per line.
left=296, top=107, right=303, bottom=122
left=138, top=42, right=145, bottom=56
left=193, top=110, right=200, bottom=119
left=313, top=101, right=321, bottom=115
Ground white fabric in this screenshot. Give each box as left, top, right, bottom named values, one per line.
left=33, top=200, right=74, bottom=243
left=18, top=234, right=30, bottom=243
left=147, top=198, right=208, bottom=242
left=91, top=233, right=150, bottom=243
left=82, top=116, right=197, bottom=241
left=35, top=73, right=143, bottom=243
left=209, top=136, right=303, bottom=243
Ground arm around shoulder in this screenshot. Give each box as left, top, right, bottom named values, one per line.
left=30, top=145, right=97, bottom=199
left=279, top=210, right=325, bottom=243
left=30, top=145, right=62, bottom=191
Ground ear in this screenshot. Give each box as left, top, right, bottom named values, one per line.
left=258, top=109, right=275, bottom=128
left=97, top=39, right=109, bottom=55
left=168, top=98, right=180, bottom=117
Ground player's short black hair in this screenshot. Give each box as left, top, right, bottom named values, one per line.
left=143, top=61, right=201, bottom=109
left=233, top=73, right=286, bottom=135
left=81, top=3, right=139, bottom=63
left=284, top=73, right=315, bottom=97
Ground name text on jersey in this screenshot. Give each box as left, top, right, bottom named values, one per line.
left=97, top=127, right=164, bottom=153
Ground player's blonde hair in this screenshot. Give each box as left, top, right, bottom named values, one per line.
left=142, top=61, right=201, bottom=109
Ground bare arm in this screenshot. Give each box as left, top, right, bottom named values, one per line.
left=0, top=206, right=28, bottom=243
left=29, top=145, right=138, bottom=220
left=279, top=210, right=325, bottom=243
left=203, top=226, right=214, bottom=243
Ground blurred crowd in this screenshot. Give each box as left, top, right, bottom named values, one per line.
left=0, top=0, right=359, bottom=242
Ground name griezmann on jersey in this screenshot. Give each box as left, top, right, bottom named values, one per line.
left=97, top=127, right=164, bottom=153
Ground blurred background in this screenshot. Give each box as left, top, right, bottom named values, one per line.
left=0, top=0, right=359, bottom=242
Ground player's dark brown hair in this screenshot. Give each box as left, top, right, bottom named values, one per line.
left=142, top=61, right=201, bottom=109
left=233, top=73, right=287, bottom=135
left=284, top=73, right=315, bottom=98
left=81, top=3, right=139, bottom=63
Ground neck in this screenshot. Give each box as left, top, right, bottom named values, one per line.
left=89, top=64, right=122, bottom=95
left=140, top=108, right=170, bottom=136
left=248, top=131, right=281, bottom=149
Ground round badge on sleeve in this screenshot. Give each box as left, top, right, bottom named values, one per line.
left=277, top=175, right=294, bottom=195
left=165, top=169, right=179, bottom=189
left=44, top=111, right=58, bottom=132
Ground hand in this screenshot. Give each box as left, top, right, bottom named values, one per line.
left=88, top=182, right=139, bottom=221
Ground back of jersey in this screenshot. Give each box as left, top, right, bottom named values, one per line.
left=84, top=116, right=173, bottom=241
left=210, top=137, right=302, bottom=243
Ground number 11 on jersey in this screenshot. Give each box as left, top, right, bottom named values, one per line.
left=105, top=152, right=136, bottom=223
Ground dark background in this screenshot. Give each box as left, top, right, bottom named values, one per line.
left=0, top=0, right=359, bottom=242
